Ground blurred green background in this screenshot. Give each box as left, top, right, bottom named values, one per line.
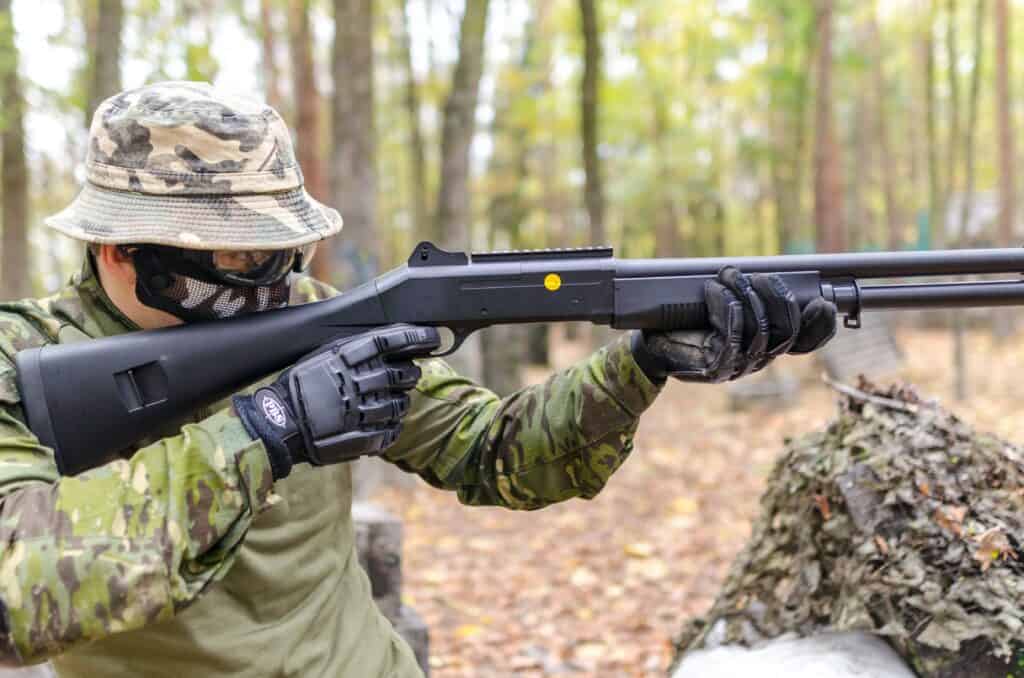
left=3, top=0, right=1020, bottom=290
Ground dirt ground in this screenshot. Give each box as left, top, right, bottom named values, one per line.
left=5, top=326, right=1020, bottom=678
left=371, top=325, right=1024, bottom=677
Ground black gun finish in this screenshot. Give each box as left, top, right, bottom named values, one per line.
left=15, top=241, right=1024, bottom=476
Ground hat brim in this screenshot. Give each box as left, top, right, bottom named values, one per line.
left=45, top=183, right=343, bottom=250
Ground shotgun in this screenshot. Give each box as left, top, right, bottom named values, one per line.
left=16, top=241, right=1024, bottom=475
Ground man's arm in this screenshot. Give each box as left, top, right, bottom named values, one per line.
left=383, top=332, right=662, bottom=510
left=0, top=374, right=276, bottom=665
left=381, top=267, right=835, bottom=508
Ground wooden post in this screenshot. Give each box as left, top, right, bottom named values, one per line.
left=352, top=502, right=430, bottom=675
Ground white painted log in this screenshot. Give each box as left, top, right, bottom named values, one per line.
left=672, top=632, right=916, bottom=678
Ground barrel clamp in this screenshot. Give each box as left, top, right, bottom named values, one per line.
left=822, top=277, right=862, bottom=329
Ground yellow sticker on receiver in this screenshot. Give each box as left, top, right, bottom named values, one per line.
left=544, top=273, right=562, bottom=291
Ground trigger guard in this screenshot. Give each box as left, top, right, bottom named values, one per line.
left=433, top=327, right=476, bottom=357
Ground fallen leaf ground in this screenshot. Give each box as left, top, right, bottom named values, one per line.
left=370, top=325, right=1024, bottom=677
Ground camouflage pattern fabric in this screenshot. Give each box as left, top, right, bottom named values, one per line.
left=44, top=81, right=342, bottom=250
left=0, top=257, right=662, bottom=675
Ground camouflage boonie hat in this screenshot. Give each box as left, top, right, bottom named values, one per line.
left=45, top=81, right=342, bottom=250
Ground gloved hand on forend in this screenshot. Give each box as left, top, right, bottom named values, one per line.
left=630, top=266, right=837, bottom=384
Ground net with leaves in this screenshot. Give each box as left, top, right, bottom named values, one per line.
left=673, top=379, right=1024, bottom=678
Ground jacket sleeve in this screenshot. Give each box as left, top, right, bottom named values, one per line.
left=382, top=332, right=663, bottom=509
left=0, top=360, right=278, bottom=666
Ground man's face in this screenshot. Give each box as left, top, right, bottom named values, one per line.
left=95, top=243, right=315, bottom=329
left=94, top=245, right=184, bottom=330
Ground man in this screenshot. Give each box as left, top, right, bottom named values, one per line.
left=0, top=82, right=836, bottom=676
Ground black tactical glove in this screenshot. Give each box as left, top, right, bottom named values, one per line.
left=233, top=324, right=441, bottom=479
left=631, top=266, right=837, bottom=384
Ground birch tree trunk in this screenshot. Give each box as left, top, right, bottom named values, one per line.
left=331, top=0, right=377, bottom=287
left=0, top=0, right=31, bottom=299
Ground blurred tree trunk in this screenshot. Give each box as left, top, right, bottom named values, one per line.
left=435, top=0, right=490, bottom=380
left=480, top=8, right=551, bottom=394
left=578, top=0, right=605, bottom=246
left=579, top=0, right=612, bottom=348
left=945, top=0, right=961, bottom=239
left=85, top=0, right=123, bottom=125
left=868, top=5, right=900, bottom=250
left=996, top=0, right=1015, bottom=246
left=770, top=101, right=808, bottom=253
left=397, top=1, right=430, bottom=243
left=331, top=0, right=377, bottom=288
left=289, top=0, right=330, bottom=281
left=260, top=0, right=283, bottom=111
left=953, top=0, right=985, bottom=401
left=651, top=89, right=679, bottom=257
left=812, top=0, right=845, bottom=252
left=849, top=83, right=870, bottom=248
left=909, top=15, right=926, bottom=226
left=995, top=0, right=1016, bottom=339
left=925, top=0, right=941, bottom=249
left=0, top=0, right=31, bottom=299
left=435, top=0, right=489, bottom=250
left=526, top=2, right=558, bottom=366
left=958, top=0, right=984, bottom=245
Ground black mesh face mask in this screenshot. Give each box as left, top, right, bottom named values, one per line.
left=127, top=245, right=314, bottom=323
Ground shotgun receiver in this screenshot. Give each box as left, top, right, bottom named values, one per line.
left=16, top=241, right=1024, bottom=476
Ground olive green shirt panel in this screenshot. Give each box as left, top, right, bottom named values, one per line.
left=383, top=333, right=663, bottom=510
left=0, top=395, right=278, bottom=666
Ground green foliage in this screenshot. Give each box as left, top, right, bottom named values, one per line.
left=184, top=42, right=217, bottom=82
left=2, top=0, right=1018, bottom=285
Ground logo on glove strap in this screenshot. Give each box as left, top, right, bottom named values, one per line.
left=260, top=393, right=288, bottom=428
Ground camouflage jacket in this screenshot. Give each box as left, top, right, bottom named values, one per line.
left=0, top=257, right=662, bottom=677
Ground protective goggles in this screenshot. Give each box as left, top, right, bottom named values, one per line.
left=119, top=243, right=317, bottom=287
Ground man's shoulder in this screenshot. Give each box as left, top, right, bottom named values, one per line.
left=0, top=299, right=60, bottom=359
left=0, top=298, right=58, bottom=405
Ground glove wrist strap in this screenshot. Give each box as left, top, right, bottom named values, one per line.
left=629, top=331, right=669, bottom=384
left=233, top=389, right=305, bottom=480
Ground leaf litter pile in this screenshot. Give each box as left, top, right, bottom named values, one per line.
left=676, top=378, right=1024, bottom=677
left=369, top=329, right=1024, bottom=677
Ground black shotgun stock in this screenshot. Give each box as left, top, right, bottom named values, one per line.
left=16, top=241, right=1024, bottom=475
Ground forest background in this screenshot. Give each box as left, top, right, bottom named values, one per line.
left=2, top=0, right=1024, bottom=675
left=1, top=0, right=1022, bottom=378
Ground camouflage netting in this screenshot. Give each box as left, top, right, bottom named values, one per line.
left=673, top=379, right=1024, bottom=678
